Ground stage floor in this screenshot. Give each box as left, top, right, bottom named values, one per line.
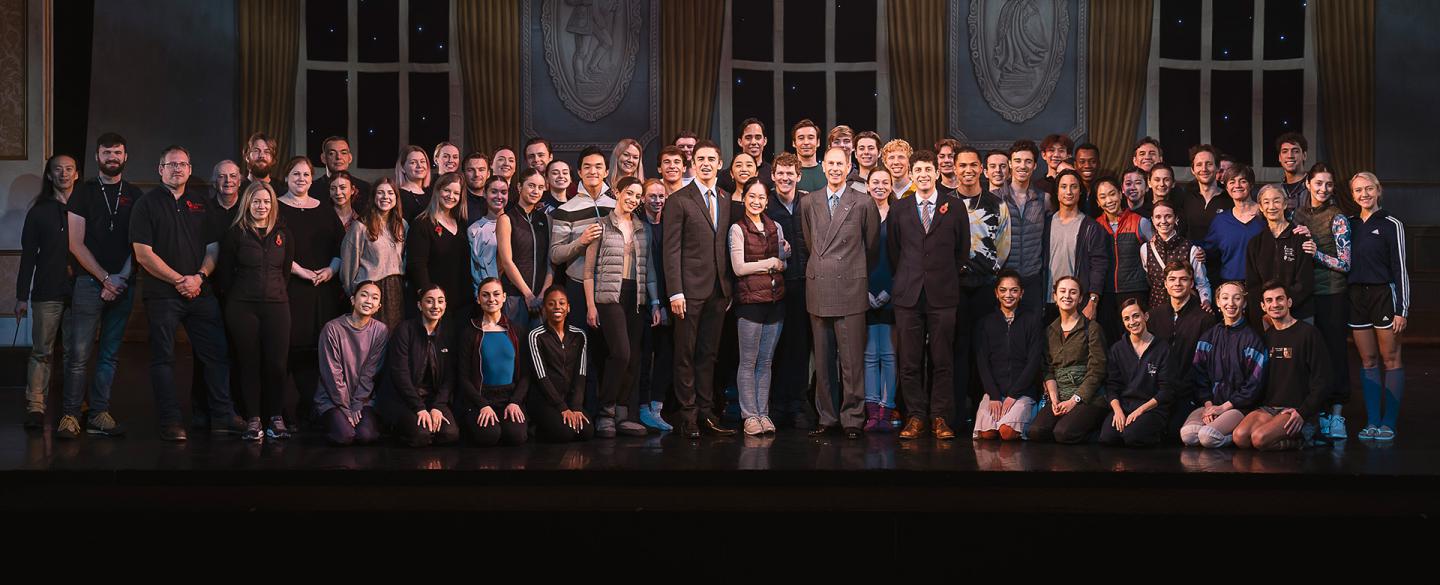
left=3, top=342, right=1438, bottom=519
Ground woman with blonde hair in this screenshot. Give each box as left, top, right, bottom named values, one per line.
left=395, top=145, right=432, bottom=220
left=608, top=138, right=645, bottom=189
left=1347, top=172, right=1409, bottom=441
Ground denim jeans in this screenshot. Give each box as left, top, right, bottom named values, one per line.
left=864, top=323, right=896, bottom=408
left=736, top=317, right=783, bottom=419
left=145, top=295, right=235, bottom=426
left=24, top=300, right=70, bottom=413
left=62, top=276, right=134, bottom=416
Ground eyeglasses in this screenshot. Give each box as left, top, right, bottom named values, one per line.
left=161, top=162, right=191, bottom=170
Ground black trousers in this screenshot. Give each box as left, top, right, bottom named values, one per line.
left=770, top=279, right=813, bottom=417
left=596, top=280, right=643, bottom=408
left=380, top=397, right=459, bottom=447
left=638, top=321, right=673, bottom=404
left=1097, top=401, right=1169, bottom=447
left=529, top=395, right=596, bottom=443
left=323, top=405, right=380, bottom=445
left=672, top=286, right=728, bottom=426
left=191, top=296, right=245, bottom=423
left=895, top=292, right=957, bottom=423
left=459, top=385, right=528, bottom=446
left=566, top=279, right=604, bottom=413
left=955, top=284, right=995, bottom=422
left=1313, top=293, right=1352, bottom=406
left=1019, top=273, right=1047, bottom=314
left=224, top=300, right=291, bottom=420
left=1029, top=400, right=1109, bottom=443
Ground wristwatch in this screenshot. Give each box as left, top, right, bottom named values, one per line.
left=1071, top=395, right=1083, bottom=404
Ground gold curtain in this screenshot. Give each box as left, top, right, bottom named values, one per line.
left=887, top=0, right=947, bottom=148
left=457, top=0, right=520, bottom=153
left=661, top=0, right=724, bottom=144
left=1088, top=0, right=1152, bottom=174
left=238, top=0, right=300, bottom=160
left=1315, top=0, right=1375, bottom=177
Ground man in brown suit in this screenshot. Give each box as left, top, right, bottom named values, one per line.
left=798, top=147, right=881, bottom=439
left=888, top=150, right=971, bottom=440
left=662, top=140, right=737, bottom=439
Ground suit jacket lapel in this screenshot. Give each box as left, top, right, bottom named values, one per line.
left=692, top=186, right=716, bottom=231
left=819, top=189, right=853, bottom=254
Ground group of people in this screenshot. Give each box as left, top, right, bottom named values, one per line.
left=14, top=120, right=1410, bottom=450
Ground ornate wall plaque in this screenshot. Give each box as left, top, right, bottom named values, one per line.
left=541, top=0, right=643, bottom=122
left=0, top=0, right=26, bottom=159
left=968, top=0, right=1069, bottom=124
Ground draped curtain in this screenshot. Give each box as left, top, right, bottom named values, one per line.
left=887, top=0, right=947, bottom=149
left=457, top=0, right=520, bottom=153
left=661, top=0, right=724, bottom=144
left=1315, top=0, right=1375, bottom=176
left=1088, top=0, right=1152, bottom=174
left=238, top=0, right=300, bottom=160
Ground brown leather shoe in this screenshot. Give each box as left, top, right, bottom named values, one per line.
left=932, top=417, right=956, bottom=440
left=899, top=417, right=926, bottom=440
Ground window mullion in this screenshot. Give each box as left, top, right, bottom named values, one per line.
left=773, top=0, right=785, bottom=153
left=398, top=1, right=410, bottom=150
left=347, top=0, right=359, bottom=165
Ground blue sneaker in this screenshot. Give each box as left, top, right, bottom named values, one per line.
left=641, top=402, right=673, bottom=432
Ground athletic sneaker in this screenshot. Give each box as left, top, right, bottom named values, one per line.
left=86, top=411, right=128, bottom=437
left=1374, top=426, right=1395, bottom=441
left=759, top=416, right=777, bottom=434
left=743, top=417, right=765, bottom=436
left=266, top=416, right=291, bottom=440
left=242, top=417, right=264, bottom=441
left=1326, top=414, right=1347, bottom=440
left=1357, top=425, right=1379, bottom=440
left=55, top=415, right=82, bottom=440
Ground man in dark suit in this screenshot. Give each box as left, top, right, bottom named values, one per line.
left=662, top=140, right=737, bottom=439
left=799, top=147, right=881, bottom=439
left=888, top=151, right=971, bottom=440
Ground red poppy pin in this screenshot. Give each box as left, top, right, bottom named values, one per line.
left=275, top=234, right=283, bottom=247
left=939, top=202, right=950, bottom=215
left=434, top=225, right=443, bottom=236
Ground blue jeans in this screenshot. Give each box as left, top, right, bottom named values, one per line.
left=864, top=323, right=896, bottom=408
left=145, top=295, right=235, bottom=426
left=736, top=317, right=783, bottom=419
left=24, top=300, right=70, bottom=413
left=63, top=276, right=134, bottom=416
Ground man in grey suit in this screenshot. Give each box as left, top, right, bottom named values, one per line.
left=662, top=140, right=737, bottom=439
left=798, top=147, right=881, bottom=439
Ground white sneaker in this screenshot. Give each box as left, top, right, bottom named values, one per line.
left=1327, top=414, right=1348, bottom=440
left=743, top=417, right=765, bottom=436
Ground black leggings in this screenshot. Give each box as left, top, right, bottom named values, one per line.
left=1312, top=293, right=1351, bottom=406
left=596, top=280, right=643, bottom=408
left=459, top=385, right=529, bottom=446
left=639, top=322, right=673, bottom=404
left=381, top=399, right=460, bottom=447
left=1097, top=403, right=1169, bottom=447
left=529, top=395, right=595, bottom=443
left=224, top=300, right=290, bottom=419
left=1029, top=400, right=1109, bottom=443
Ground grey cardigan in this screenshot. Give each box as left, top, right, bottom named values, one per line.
left=587, top=211, right=659, bottom=308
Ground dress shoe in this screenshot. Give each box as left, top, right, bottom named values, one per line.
left=678, top=422, right=701, bottom=439
left=844, top=427, right=863, bottom=440
left=701, top=416, right=736, bottom=436
left=808, top=424, right=840, bottom=437
left=899, top=417, right=926, bottom=440
left=24, top=411, right=44, bottom=430
left=932, top=417, right=956, bottom=440
left=210, top=414, right=248, bottom=436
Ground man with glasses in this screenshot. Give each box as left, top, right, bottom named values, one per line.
left=129, top=146, right=244, bottom=441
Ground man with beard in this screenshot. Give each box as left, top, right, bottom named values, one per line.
left=60, top=134, right=143, bottom=437
left=240, top=132, right=277, bottom=191
left=462, top=151, right=492, bottom=226
left=313, top=136, right=370, bottom=212
left=1178, top=144, right=1232, bottom=245
left=792, top=119, right=825, bottom=192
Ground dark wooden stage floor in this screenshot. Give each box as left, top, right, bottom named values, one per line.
left=4, top=342, right=1438, bottom=524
